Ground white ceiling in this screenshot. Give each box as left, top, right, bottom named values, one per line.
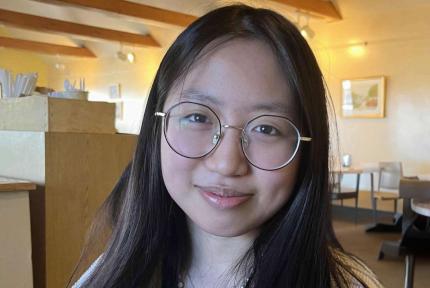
left=0, top=0, right=429, bottom=60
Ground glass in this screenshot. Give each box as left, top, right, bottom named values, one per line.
left=155, top=101, right=312, bottom=171
left=342, top=154, right=352, bottom=167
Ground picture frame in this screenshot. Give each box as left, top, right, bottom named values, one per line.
left=341, top=76, right=386, bottom=118
left=109, top=83, right=121, bottom=100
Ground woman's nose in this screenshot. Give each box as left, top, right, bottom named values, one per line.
left=204, top=129, right=249, bottom=176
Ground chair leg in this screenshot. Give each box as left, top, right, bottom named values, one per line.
left=373, top=198, right=378, bottom=223
left=354, top=196, right=358, bottom=224
left=404, top=254, right=415, bottom=288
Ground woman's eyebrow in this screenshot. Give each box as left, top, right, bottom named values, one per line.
left=248, top=102, right=294, bottom=115
left=181, top=89, right=223, bottom=106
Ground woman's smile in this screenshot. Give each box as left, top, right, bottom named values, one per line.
left=195, top=184, right=254, bottom=210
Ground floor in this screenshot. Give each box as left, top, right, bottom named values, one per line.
left=332, top=193, right=430, bottom=288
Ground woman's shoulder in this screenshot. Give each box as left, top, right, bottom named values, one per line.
left=331, top=247, right=385, bottom=288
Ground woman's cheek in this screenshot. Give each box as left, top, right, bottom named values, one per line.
left=161, top=139, right=196, bottom=194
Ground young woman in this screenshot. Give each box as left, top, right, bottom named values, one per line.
left=70, top=4, right=383, bottom=288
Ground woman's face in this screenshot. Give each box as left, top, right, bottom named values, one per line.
left=161, top=39, right=300, bottom=237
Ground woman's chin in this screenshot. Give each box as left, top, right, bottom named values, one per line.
left=188, top=216, right=259, bottom=238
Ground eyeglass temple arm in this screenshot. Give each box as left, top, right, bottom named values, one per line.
left=300, top=136, right=312, bottom=142
left=154, top=112, right=166, bottom=117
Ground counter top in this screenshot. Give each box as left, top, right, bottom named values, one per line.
left=0, top=176, right=36, bottom=192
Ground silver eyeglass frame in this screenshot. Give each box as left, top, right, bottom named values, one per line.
left=155, top=101, right=312, bottom=171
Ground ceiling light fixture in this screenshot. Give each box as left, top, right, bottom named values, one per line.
left=299, top=14, right=315, bottom=40
left=54, top=54, right=66, bottom=71
left=117, top=43, right=136, bottom=63
left=117, top=50, right=127, bottom=61
left=300, top=25, right=315, bottom=39
left=126, top=52, right=135, bottom=63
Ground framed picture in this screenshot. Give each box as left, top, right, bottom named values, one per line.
left=109, top=83, right=121, bottom=100
left=341, top=76, right=386, bottom=118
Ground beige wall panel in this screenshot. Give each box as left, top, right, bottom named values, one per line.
left=0, top=96, right=48, bottom=131
left=0, top=131, right=45, bottom=184
left=0, top=191, right=33, bottom=288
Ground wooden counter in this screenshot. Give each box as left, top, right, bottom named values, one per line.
left=0, top=131, right=137, bottom=288
left=0, top=177, right=37, bottom=192
left=0, top=97, right=137, bottom=288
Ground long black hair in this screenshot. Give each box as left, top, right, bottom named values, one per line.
left=69, top=4, right=378, bottom=287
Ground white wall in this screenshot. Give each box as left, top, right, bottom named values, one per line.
left=311, top=5, right=430, bottom=181
left=45, top=47, right=167, bottom=134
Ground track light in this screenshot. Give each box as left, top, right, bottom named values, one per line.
left=117, top=50, right=127, bottom=61
left=55, top=63, right=66, bottom=70
left=117, top=50, right=136, bottom=63
left=126, top=52, right=135, bottom=63
left=296, top=13, right=315, bottom=40
left=54, top=54, right=66, bottom=71
left=300, top=25, right=315, bottom=39
left=116, top=43, right=136, bottom=63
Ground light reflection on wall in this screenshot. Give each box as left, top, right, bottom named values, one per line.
left=347, top=42, right=367, bottom=57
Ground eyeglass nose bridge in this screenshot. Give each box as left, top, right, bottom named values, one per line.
left=211, top=124, right=249, bottom=147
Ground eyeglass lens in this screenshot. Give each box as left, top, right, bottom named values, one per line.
left=163, top=102, right=300, bottom=170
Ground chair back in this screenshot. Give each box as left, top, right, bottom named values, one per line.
left=399, top=178, right=430, bottom=200
left=379, top=162, right=403, bottom=191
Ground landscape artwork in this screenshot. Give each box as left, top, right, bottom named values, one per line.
left=341, top=76, right=385, bottom=118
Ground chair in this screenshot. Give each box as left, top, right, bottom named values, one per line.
left=331, top=171, right=360, bottom=222
left=373, top=162, right=403, bottom=221
left=378, top=178, right=430, bottom=288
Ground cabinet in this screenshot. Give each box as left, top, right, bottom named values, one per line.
left=0, top=96, right=138, bottom=288
left=0, top=178, right=36, bottom=288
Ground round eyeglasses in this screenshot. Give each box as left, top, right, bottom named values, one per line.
left=155, top=102, right=311, bottom=171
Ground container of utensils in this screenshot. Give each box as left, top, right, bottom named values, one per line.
left=48, top=78, right=88, bottom=100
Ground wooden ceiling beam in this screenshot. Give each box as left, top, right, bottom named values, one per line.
left=0, top=36, right=96, bottom=57
left=34, top=0, right=198, bottom=27
left=0, top=9, right=160, bottom=47
left=272, top=0, right=342, bottom=20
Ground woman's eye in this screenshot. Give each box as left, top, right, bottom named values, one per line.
left=183, top=113, right=209, bottom=123
left=253, top=125, right=280, bottom=136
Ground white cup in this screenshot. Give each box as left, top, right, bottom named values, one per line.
left=342, top=154, right=352, bottom=167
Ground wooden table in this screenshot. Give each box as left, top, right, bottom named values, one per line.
left=0, top=177, right=36, bottom=288
left=330, top=167, right=363, bottom=194
left=411, top=175, right=430, bottom=217
left=332, top=164, right=404, bottom=232
left=332, top=164, right=379, bottom=209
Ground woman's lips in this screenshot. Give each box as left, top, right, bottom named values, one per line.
left=196, top=186, right=252, bottom=210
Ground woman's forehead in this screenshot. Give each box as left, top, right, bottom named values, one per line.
left=166, top=38, right=296, bottom=116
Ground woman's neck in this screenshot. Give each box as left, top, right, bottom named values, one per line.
left=185, top=219, right=258, bottom=287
